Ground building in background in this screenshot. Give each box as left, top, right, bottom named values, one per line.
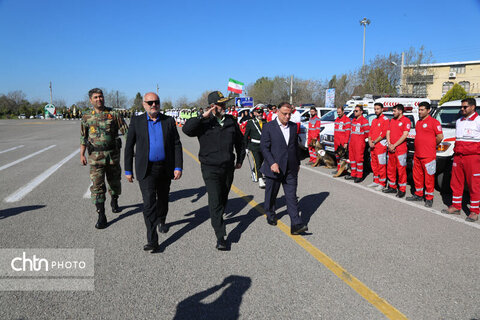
left=402, top=60, right=480, bottom=102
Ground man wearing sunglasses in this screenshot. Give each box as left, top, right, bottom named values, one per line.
left=124, top=92, right=183, bottom=252
left=442, top=98, right=480, bottom=221
left=183, top=91, right=245, bottom=251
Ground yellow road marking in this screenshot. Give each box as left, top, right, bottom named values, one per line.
left=182, top=147, right=408, bottom=319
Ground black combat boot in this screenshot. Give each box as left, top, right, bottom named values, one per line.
left=110, top=195, right=120, bottom=213
left=95, top=203, right=108, bottom=229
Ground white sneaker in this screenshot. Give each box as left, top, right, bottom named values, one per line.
left=367, top=182, right=378, bottom=188
left=375, top=185, right=384, bottom=191
left=258, top=178, right=266, bottom=189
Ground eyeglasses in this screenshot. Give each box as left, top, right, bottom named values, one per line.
left=461, top=105, right=471, bottom=109
left=145, top=100, right=160, bottom=106
left=355, top=110, right=361, bottom=113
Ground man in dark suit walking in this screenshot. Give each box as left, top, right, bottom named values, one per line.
left=124, top=92, right=183, bottom=252
left=260, top=102, right=308, bottom=235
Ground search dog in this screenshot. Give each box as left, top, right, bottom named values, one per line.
left=311, top=140, right=336, bottom=169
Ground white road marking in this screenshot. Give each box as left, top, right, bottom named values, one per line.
left=0, top=145, right=56, bottom=172
left=300, top=165, right=480, bottom=231
left=4, top=149, right=79, bottom=203
left=83, top=183, right=92, bottom=198
left=0, top=145, right=24, bottom=154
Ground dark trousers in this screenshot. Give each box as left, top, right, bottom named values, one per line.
left=264, top=169, right=302, bottom=226
left=201, top=165, right=234, bottom=240
left=138, top=162, right=171, bottom=245
left=250, top=149, right=264, bottom=181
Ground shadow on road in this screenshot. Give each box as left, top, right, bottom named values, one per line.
left=0, top=205, right=46, bottom=219
left=155, top=205, right=210, bottom=253
left=170, top=187, right=206, bottom=203
left=173, top=275, right=251, bottom=320
left=276, top=192, right=329, bottom=225
left=108, top=203, right=142, bottom=226
left=226, top=196, right=263, bottom=244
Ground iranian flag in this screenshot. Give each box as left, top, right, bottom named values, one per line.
left=227, top=78, right=244, bottom=94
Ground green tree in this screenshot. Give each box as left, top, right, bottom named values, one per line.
left=162, top=100, right=173, bottom=110
left=439, top=83, right=469, bottom=105
left=131, top=92, right=143, bottom=111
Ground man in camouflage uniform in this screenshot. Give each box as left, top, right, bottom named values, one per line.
left=80, top=88, right=128, bottom=229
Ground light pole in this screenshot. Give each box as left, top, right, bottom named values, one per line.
left=284, top=75, right=293, bottom=105
left=360, top=17, right=371, bottom=66
left=390, top=52, right=405, bottom=94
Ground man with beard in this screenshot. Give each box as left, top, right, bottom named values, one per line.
left=183, top=91, right=245, bottom=250
left=383, top=104, right=411, bottom=198
left=124, top=92, right=183, bottom=252
left=442, top=98, right=480, bottom=221
left=367, top=102, right=389, bottom=191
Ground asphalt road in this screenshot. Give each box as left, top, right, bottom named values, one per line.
left=1, top=119, right=479, bottom=320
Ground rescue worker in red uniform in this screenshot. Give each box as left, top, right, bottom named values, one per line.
left=266, top=105, right=277, bottom=122
left=333, top=105, right=351, bottom=174
left=442, top=98, right=480, bottom=221
left=345, top=105, right=369, bottom=182
left=307, top=107, right=322, bottom=164
left=406, top=101, right=443, bottom=207
left=230, top=106, right=239, bottom=119
left=368, top=102, right=389, bottom=191
left=383, top=104, right=411, bottom=198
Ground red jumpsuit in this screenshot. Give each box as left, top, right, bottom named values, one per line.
left=369, top=115, right=389, bottom=186
left=413, top=115, right=442, bottom=200
left=450, top=112, right=480, bottom=214
left=334, top=115, right=351, bottom=171
left=387, top=116, right=411, bottom=192
left=307, top=115, right=321, bottom=163
left=266, top=111, right=277, bottom=122
left=349, top=116, right=370, bottom=178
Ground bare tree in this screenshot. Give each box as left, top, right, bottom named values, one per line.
left=175, top=95, right=190, bottom=109
left=7, top=90, right=27, bottom=104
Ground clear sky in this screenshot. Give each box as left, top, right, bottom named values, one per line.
left=1, top=0, right=479, bottom=106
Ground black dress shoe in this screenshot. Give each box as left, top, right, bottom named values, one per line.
left=143, top=243, right=158, bottom=251
left=425, top=199, right=433, bottom=207
left=291, top=224, right=308, bottom=235
left=396, top=191, right=405, bottom=198
left=110, top=196, right=120, bottom=213
left=344, top=175, right=354, bottom=180
left=216, top=238, right=228, bottom=251
left=266, top=216, right=277, bottom=226
left=158, top=223, right=169, bottom=234
left=354, top=177, right=362, bottom=183
left=406, top=194, right=423, bottom=201
left=382, top=187, right=397, bottom=194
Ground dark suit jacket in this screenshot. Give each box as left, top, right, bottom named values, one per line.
left=260, top=120, right=300, bottom=179
left=124, top=113, right=183, bottom=180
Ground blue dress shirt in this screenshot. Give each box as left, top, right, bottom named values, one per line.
left=125, top=114, right=182, bottom=175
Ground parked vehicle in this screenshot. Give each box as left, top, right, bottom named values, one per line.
left=18, top=114, right=26, bottom=119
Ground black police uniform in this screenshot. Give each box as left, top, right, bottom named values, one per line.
left=182, top=114, right=245, bottom=241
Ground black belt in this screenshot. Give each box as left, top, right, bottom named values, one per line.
left=90, top=144, right=116, bottom=152
left=149, top=160, right=166, bottom=166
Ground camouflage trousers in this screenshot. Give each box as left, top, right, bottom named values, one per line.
left=89, top=163, right=121, bottom=204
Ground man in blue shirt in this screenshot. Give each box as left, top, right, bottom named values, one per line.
left=124, top=92, right=183, bottom=253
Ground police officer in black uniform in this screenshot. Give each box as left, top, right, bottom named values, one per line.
left=182, top=91, right=245, bottom=251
